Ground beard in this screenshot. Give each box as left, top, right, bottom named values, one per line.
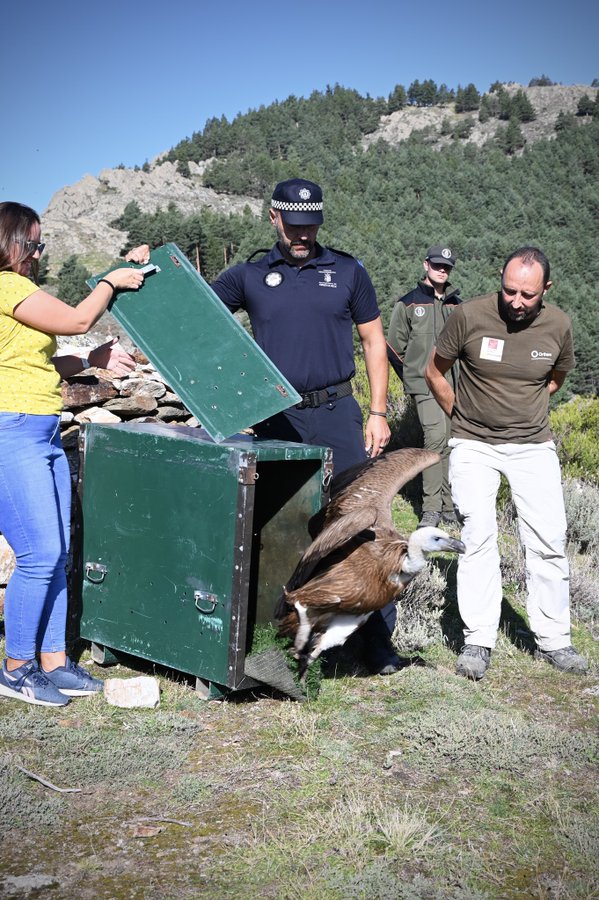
left=275, top=222, right=316, bottom=260
left=499, top=295, right=542, bottom=324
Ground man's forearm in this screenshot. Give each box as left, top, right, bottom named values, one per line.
left=425, top=350, right=455, bottom=417
left=364, top=345, right=389, bottom=411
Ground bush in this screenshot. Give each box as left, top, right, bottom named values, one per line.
left=563, top=478, right=599, bottom=548
left=392, top=563, right=447, bottom=651
left=551, top=397, right=599, bottom=484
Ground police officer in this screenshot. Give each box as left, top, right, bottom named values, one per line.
left=387, top=245, right=461, bottom=528
left=211, top=178, right=390, bottom=475
left=211, top=178, right=399, bottom=674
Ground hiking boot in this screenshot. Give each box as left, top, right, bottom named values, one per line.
left=534, top=645, right=588, bottom=675
left=441, top=510, right=459, bottom=526
left=417, top=511, right=441, bottom=528
left=43, top=657, right=104, bottom=696
left=0, top=659, right=70, bottom=707
left=455, top=645, right=491, bottom=680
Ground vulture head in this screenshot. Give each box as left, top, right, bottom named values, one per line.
left=274, top=448, right=465, bottom=679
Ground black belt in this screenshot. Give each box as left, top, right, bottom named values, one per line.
left=295, top=380, right=353, bottom=409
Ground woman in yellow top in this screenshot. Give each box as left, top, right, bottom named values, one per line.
left=0, top=201, right=145, bottom=706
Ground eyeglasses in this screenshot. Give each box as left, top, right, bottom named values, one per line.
left=427, top=260, right=452, bottom=272
left=17, top=240, right=46, bottom=256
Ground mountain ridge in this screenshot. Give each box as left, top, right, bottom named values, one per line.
left=42, top=83, right=595, bottom=272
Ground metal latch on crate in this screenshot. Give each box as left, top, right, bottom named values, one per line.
left=85, top=561, right=107, bottom=584
left=194, top=591, right=219, bottom=614
left=140, top=263, right=161, bottom=276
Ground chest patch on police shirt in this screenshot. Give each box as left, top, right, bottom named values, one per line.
left=264, top=271, right=284, bottom=288
left=414, top=306, right=426, bottom=317
left=480, top=337, right=504, bottom=361
left=318, top=269, right=337, bottom=288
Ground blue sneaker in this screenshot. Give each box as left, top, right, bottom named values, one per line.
left=43, top=657, right=104, bottom=696
left=0, top=659, right=70, bottom=707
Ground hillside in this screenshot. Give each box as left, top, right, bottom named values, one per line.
left=42, top=83, right=594, bottom=273
left=362, top=83, right=592, bottom=149
left=41, top=81, right=599, bottom=396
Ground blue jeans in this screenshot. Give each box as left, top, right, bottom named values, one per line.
left=0, top=413, right=71, bottom=659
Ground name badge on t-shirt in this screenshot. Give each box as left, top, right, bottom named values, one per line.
left=480, top=337, right=504, bottom=361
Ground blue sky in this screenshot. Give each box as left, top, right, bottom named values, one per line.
left=2, top=0, right=597, bottom=214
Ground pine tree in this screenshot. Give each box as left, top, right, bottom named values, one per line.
left=435, top=84, right=454, bottom=105
left=495, top=118, right=526, bottom=154
left=455, top=83, right=480, bottom=112
left=577, top=94, right=595, bottom=116
left=511, top=90, right=536, bottom=122
left=528, top=75, right=554, bottom=86
left=57, top=256, right=91, bottom=307
left=407, top=80, right=423, bottom=105
left=388, top=84, right=406, bottom=113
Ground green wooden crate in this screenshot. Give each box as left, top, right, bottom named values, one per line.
left=88, top=243, right=301, bottom=442
left=79, top=423, right=331, bottom=698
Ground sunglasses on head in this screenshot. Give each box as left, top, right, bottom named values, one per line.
left=18, top=239, right=46, bottom=256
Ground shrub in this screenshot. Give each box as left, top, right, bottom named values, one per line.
left=392, top=563, right=447, bottom=651
left=551, top=397, right=599, bottom=484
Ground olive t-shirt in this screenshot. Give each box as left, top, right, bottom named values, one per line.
left=435, top=292, right=575, bottom=444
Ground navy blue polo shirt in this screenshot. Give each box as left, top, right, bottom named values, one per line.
left=211, top=243, right=380, bottom=393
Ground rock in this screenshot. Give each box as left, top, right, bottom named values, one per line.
left=104, top=676, right=161, bottom=708
left=74, top=406, right=121, bottom=424
left=104, top=394, right=158, bottom=416
left=42, top=160, right=262, bottom=274
left=161, top=391, right=184, bottom=405
left=362, top=84, right=594, bottom=152
left=154, top=405, right=190, bottom=421
left=0, top=535, right=15, bottom=584
left=60, top=425, right=81, bottom=449
left=119, top=378, right=166, bottom=400
left=62, top=379, right=119, bottom=408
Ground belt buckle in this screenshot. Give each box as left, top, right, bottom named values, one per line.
left=298, top=390, right=320, bottom=409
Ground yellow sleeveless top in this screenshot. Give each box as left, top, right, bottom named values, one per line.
left=0, top=272, right=62, bottom=415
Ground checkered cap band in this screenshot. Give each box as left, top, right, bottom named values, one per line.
left=271, top=199, right=324, bottom=212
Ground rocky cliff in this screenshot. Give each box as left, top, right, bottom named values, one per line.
left=362, top=83, right=593, bottom=149
left=42, top=159, right=262, bottom=274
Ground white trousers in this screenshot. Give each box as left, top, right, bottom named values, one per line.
left=448, top=439, right=570, bottom=651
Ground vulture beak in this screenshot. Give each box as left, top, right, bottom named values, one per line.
left=439, top=535, right=466, bottom=554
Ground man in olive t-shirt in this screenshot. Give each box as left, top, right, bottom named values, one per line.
left=425, top=246, right=587, bottom=680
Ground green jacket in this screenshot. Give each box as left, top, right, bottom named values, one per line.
left=387, top=280, right=461, bottom=396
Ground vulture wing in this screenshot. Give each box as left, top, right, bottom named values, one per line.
left=323, top=448, right=441, bottom=530
left=283, top=505, right=378, bottom=594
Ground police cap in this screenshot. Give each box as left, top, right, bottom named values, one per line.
left=426, top=245, right=456, bottom=267
left=271, top=178, right=324, bottom=225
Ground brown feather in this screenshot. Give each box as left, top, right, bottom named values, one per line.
left=274, top=447, right=464, bottom=677
left=280, top=448, right=440, bottom=599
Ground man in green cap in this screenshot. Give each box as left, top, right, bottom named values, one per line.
left=387, top=245, right=461, bottom=527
